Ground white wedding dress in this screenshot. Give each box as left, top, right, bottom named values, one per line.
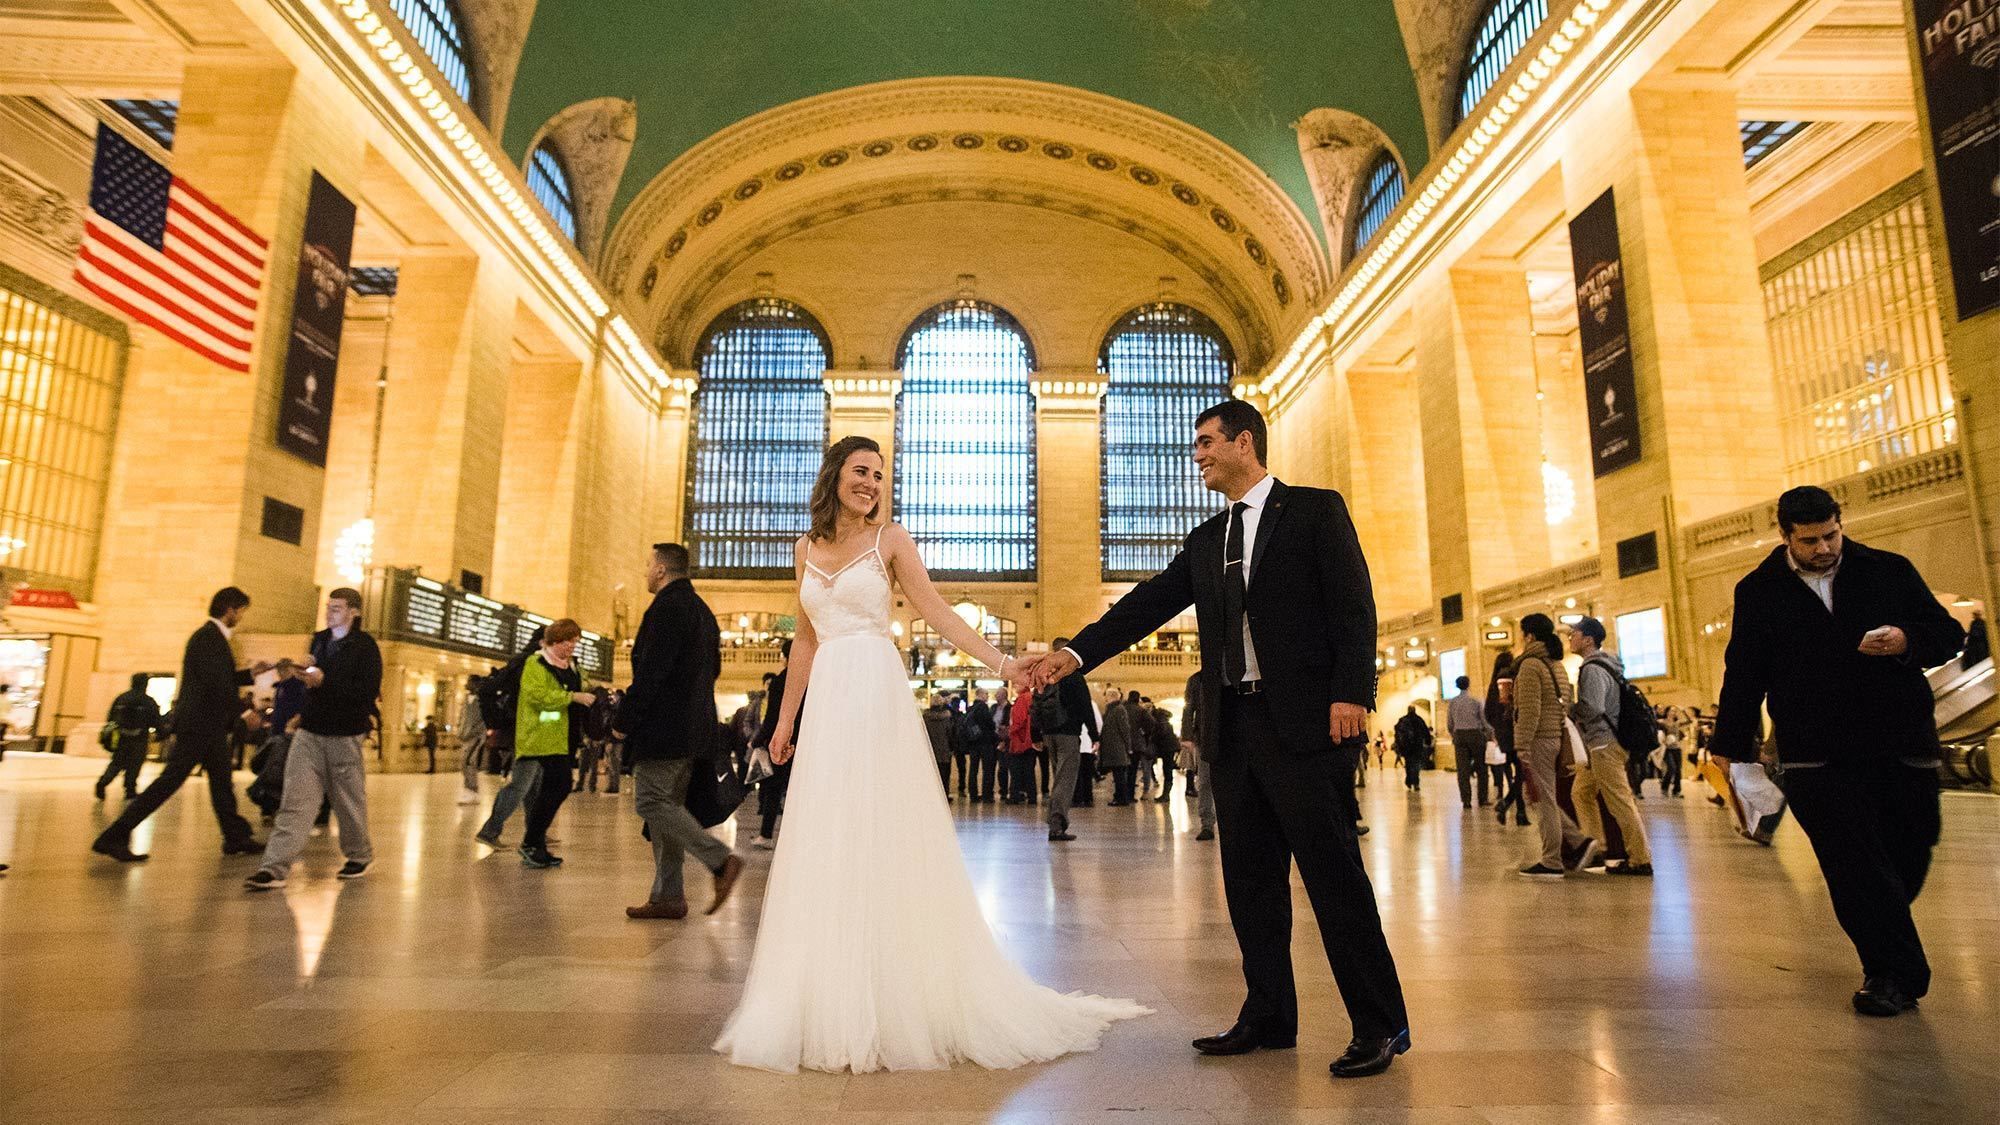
left=714, top=532, right=1151, bottom=1074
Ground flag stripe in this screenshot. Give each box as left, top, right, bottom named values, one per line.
left=90, top=217, right=256, bottom=332
left=168, top=196, right=265, bottom=280
left=169, top=176, right=269, bottom=255
left=161, top=234, right=260, bottom=314
left=76, top=242, right=253, bottom=359
left=76, top=260, right=252, bottom=370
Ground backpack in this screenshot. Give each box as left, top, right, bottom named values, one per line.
left=1030, top=685, right=1067, bottom=734
left=478, top=656, right=529, bottom=747
left=1588, top=656, right=1660, bottom=753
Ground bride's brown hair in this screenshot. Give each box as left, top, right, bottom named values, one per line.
left=807, top=435, right=883, bottom=543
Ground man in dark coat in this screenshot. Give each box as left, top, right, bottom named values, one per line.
left=96, top=673, right=162, bottom=801
left=1712, top=485, right=1964, bottom=1018
left=1393, top=707, right=1431, bottom=792
left=752, top=642, right=796, bottom=845
left=616, top=542, right=743, bottom=920
left=93, top=587, right=269, bottom=862
left=1029, top=400, right=1408, bottom=1078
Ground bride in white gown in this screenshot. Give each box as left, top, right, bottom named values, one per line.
left=714, top=435, right=1151, bottom=1074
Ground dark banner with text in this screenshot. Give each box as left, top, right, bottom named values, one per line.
left=1568, top=188, right=1642, bottom=477
left=1912, top=0, right=2000, bottom=320
left=275, top=172, right=356, bottom=466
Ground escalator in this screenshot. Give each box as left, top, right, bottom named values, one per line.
left=1933, top=657, right=1997, bottom=788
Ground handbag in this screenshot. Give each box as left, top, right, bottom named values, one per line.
left=683, top=756, right=749, bottom=829
left=1484, top=739, right=1506, bottom=766
left=1562, top=717, right=1589, bottom=766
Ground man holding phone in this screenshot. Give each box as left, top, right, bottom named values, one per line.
left=1711, top=486, right=1965, bottom=1018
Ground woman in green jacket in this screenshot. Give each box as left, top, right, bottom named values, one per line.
left=518, top=619, right=595, bottom=868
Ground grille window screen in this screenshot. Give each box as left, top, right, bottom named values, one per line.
left=527, top=143, right=577, bottom=243
left=105, top=100, right=178, bottom=149
left=1101, top=303, right=1233, bottom=580
left=895, top=300, right=1037, bottom=581
left=388, top=0, right=474, bottom=104
left=1762, top=180, right=1953, bottom=485
left=1458, top=0, right=1549, bottom=123
left=1740, top=120, right=1808, bottom=169
left=1352, top=153, right=1405, bottom=257
left=0, top=267, right=126, bottom=599
left=686, top=299, right=829, bottom=578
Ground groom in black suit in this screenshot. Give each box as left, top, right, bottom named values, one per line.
left=1029, top=399, right=1409, bottom=1078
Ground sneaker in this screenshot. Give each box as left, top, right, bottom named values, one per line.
left=1609, top=862, right=1653, bottom=877
left=1517, top=863, right=1566, bottom=879
left=456, top=788, right=480, bottom=805
left=473, top=830, right=502, bottom=848
left=520, top=848, right=563, bottom=868
left=1568, top=838, right=1604, bottom=873
left=1195, top=828, right=1215, bottom=841
left=244, top=870, right=286, bottom=891
left=751, top=836, right=776, bottom=850
left=337, top=860, right=371, bottom=880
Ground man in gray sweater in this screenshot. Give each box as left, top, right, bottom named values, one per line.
left=1566, top=617, right=1651, bottom=876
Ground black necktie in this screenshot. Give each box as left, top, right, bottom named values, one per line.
left=1223, top=502, right=1249, bottom=684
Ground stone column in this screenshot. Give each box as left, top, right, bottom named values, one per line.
left=1560, top=80, right=1787, bottom=681
left=94, top=59, right=365, bottom=694
left=1346, top=360, right=1430, bottom=618
left=824, top=371, right=899, bottom=458
left=491, top=355, right=584, bottom=615
left=1033, top=371, right=1107, bottom=643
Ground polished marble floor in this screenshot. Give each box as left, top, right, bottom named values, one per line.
left=1, top=750, right=1996, bottom=1124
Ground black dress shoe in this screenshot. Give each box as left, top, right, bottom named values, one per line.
left=1329, top=1028, right=1411, bottom=1077
left=221, top=837, right=264, bottom=856
left=1192, top=1023, right=1295, bottom=1055
left=1047, top=831, right=1076, bottom=842
left=1852, top=977, right=1919, bottom=1017
left=92, top=837, right=148, bottom=863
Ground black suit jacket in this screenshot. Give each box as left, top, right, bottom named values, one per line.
left=175, top=621, right=252, bottom=737
left=616, top=578, right=722, bottom=763
left=1068, top=480, right=1376, bottom=760
left=1713, top=539, right=1962, bottom=766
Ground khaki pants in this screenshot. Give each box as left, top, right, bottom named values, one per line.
left=1572, top=741, right=1651, bottom=865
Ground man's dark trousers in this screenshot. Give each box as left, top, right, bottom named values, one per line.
left=1213, top=691, right=1407, bottom=1040
left=1453, top=731, right=1488, bottom=806
left=1784, top=760, right=1941, bottom=996
left=99, top=730, right=252, bottom=846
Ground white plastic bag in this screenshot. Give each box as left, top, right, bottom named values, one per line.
left=1563, top=718, right=1589, bottom=767
left=1730, top=761, right=1786, bottom=841
left=1484, top=740, right=1506, bottom=766
left=744, top=744, right=774, bottom=786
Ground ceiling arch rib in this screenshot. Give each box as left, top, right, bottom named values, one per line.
left=522, top=96, right=638, bottom=265
left=606, top=78, right=1328, bottom=378
left=1294, top=108, right=1408, bottom=270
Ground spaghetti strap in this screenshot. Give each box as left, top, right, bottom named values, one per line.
left=873, top=524, right=886, bottom=552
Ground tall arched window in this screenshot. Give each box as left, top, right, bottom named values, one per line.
left=686, top=299, right=830, bottom=578
left=1100, top=303, right=1235, bottom=580
left=895, top=300, right=1037, bottom=580
left=526, top=142, right=578, bottom=242
left=1457, top=0, right=1549, bottom=123
left=388, top=0, right=474, bottom=105
left=1351, top=152, right=1405, bottom=258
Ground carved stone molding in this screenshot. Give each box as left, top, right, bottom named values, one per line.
left=456, top=0, right=536, bottom=133
left=1391, top=0, right=1494, bottom=154
left=0, top=160, right=84, bottom=258
left=1294, top=109, right=1406, bottom=270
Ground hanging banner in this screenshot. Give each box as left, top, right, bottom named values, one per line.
left=1911, top=0, right=2000, bottom=320
left=275, top=172, right=356, bottom=465
left=1568, top=188, right=1642, bottom=477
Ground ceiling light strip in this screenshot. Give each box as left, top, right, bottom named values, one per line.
left=1246, top=0, right=1628, bottom=410
left=312, top=0, right=669, bottom=388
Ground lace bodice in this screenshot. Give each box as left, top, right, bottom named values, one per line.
left=800, top=532, right=894, bottom=642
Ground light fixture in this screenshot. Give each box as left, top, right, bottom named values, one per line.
left=333, top=518, right=374, bottom=585
left=1953, top=598, right=1976, bottom=608
left=1542, top=462, right=1577, bottom=526
left=952, top=601, right=983, bottom=629
left=1564, top=597, right=1577, bottom=609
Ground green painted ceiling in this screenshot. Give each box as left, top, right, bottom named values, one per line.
left=502, top=0, right=1430, bottom=239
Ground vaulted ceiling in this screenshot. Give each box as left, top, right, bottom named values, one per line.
left=501, top=0, right=1431, bottom=235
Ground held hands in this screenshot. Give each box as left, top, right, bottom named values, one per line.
left=1329, top=702, right=1367, bottom=743
left=1857, top=625, right=1908, bottom=657
left=1020, top=649, right=1081, bottom=691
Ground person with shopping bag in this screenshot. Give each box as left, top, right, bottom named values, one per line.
left=1711, top=486, right=1964, bottom=1018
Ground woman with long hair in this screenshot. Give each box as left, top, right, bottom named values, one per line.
left=713, top=436, right=1149, bottom=1073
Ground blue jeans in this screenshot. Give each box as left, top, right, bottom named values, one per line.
left=480, top=756, right=544, bottom=838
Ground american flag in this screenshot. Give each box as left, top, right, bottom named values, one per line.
left=73, top=125, right=268, bottom=372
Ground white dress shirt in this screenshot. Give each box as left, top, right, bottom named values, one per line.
left=1227, top=474, right=1277, bottom=683
left=1787, top=550, right=1839, bottom=613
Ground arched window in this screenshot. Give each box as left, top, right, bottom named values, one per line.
left=1100, top=304, right=1235, bottom=580
left=686, top=299, right=830, bottom=578
left=526, top=142, right=578, bottom=242
left=894, top=300, right=1037, bottom=580
left=1351, top=152, right=1406, bottom=258
left=388, top=0, right=474, bottom=105
left=1457, top=0, right=1549, bottom=124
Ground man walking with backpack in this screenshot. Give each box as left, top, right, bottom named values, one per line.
left=1566, top=616, right=1653, bottom=876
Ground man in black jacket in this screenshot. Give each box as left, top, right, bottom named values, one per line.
left=94, top=587, right=269, bottom=862
left=1038, top=646, right=1101, bottom=841
left=1028, top=400, right=1408, bottom=1078
left=751, top=643, right=795, bottom=847
left=96, top=673, right=162, bottom=801
left=246, top=587, right=382, bottom=890
left=1712, top=486, right=1964, bottom=1017
left=616, top=542, right=743, bottom=920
